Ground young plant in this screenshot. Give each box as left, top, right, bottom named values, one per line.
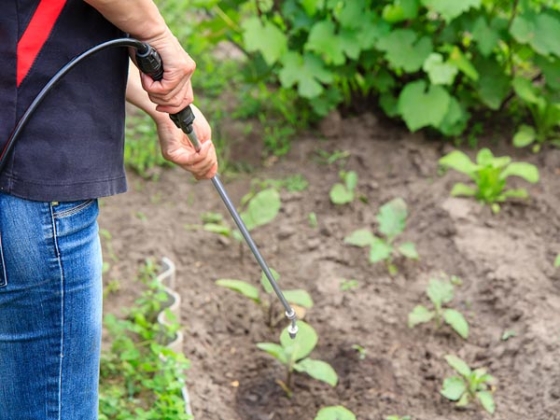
left=257, top=321, right=338, bottom=396
left=408, top=277, right=469, bottom=339
left=216, top=269, right=313, bottom=327
left=315, top=406, right=356, bottom=420
left=439, top=148, right=539, bottom=213
left=330, top=170, right=358, bottom=205
left=441, top=355, right=496, bottom=415
left=512, top=76, right=560, bottom=152
left=344, top=198, right=418, bottom=275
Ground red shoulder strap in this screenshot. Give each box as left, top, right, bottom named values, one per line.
left=17, top=0, right=67, bottom=87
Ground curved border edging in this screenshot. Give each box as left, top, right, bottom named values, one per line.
left=156, top=257, right=193, bottom=418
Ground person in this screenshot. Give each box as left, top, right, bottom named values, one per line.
left=0, top=1, right=217, bottom=419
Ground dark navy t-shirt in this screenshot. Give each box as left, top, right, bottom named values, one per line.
left=0, top=0, right=129, bottom=201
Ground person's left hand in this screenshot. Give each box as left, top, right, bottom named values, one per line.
left=155, top=104, right=218, bottom=180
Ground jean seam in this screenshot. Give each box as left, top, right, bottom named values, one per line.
left=53, top=199, right=94, bottom=219
left=49, top=203, right=64, bottom=420
left=0, top=233, right=7, bottom=288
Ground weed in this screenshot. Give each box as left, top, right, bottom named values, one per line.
left=314, top=405, right=356, bottom=420
left=351, top=344, right=367, bottom=360
left=216, top=268, right=313, bottom=327
left=308, top=212, right=318, bottom=228
left=340, top=279, right=359, bottom=291
left=439, top=148, right=539, bottom=213
left=441, top=355, right=496, bottom=414
left=330, top=170, right=358, bottom=205
left=344, top=198, right=418, bottom=275
left=314, top=149, right=350, bottom=167
left=408, top=276, right=469, bottom=339
left=501, top=330, right=517, bottom=341
left=99, top=260, right=191, bottom=419
left=257, top=321, right=338, bottom=396
left=555, top=253, right=560, bottom=268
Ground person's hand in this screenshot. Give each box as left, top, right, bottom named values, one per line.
left=139, top=29, right=196, bottom=115
left=155, top=105, right=218, bottom=180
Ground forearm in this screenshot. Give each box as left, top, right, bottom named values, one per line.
left=126, top=63, right=168, bottom=124
left=83, top=0, right=168, bottom=41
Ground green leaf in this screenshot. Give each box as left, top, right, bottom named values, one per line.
left=377, top=198, right=408, bottom=240
left=377, top=29, right=433, bottom=72
left=555, top=254, right=560, bottom=267
left=242, top=17, right=288, bottom=66
left=203, top=223, right=231, bottom=236
left=535, top=55, right=560, bottom=90
left=441, top=376, right=467, bottom=401
left=314, top=405, right=357, bottom=420
left=472, top=15, right=499, bottom=56
left=513, top=124, right=537, bottom=147
left=295, top=358, right=338, bottom=386
left=423, top=53, right=458, bottom=85
left=501, top=188, right=528, bottom=199
left=261, top=268, right=280, bottom=295
left=398, top=242, right=419, bottom=260
left=439, top=150, right=478, bottom=177
left=408, top=305, right=435, bottom=328
left=475, top=57, right=510, bottom=110
left=256, top=342, right=289, bottom=364
left=280, top=321, right=318, bottom=361
left=398, top=81, right=451, bottom=131
left=427, top=279, right=454, bottom=307
left=510, top=11, right=560, bottom=57
left=283, top=289, right=314, bottom=308
left=439, top=96, right=470, bottom=136
left=370, top=238, right=393, bottom=263
left=344, top=229, right=375, bottom=247
left=382, top=0, right=420, bottom=23
left=512, top=77, right=540, bottom=104
left=500, top=162, right=540, bottom=183
left=344, top=171, right=358, bottom=191
left=330, top=183, right=353, bottom=205
left=215, top=279, right=260, bottom=303
left=445, top=355, right=472, bottom=377
left=451, top=183, right=477, bottom=197
left=279, top=52, right=333, bottom=98
left=448, top=46, right=479, bottom=81
left=420, top=0, right=482, bottom=22
left=240, top=188, right=281, bottom=231
left=299, top=0, right=323, bottom=16
left=443, top=309, right=469, bottom=339
left=477, top=391, right=496, bottom=414
left=306, top=20, right=346, bottom=65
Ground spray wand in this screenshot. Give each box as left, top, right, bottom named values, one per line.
left=135, top=43, right=299, bottom=339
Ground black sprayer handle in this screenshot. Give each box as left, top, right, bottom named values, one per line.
left=135, top=43, right=201, bottom=151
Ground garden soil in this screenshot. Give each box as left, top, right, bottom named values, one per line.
left=99, top=112, right=560, bottom=420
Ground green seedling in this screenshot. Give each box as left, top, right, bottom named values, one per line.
left=554, top=253, right=560, bottom=268
left=344, top=198, right=418, bottom=275
left=386, top=416, right=412, bottom=420
left=441, top=355, right=496, bottom=414
left=340, top=279, right=359, bottom=291
left=315, top=149, right=350, bottom=166
left=216, top=268, right=313, bottom=327
left=501, top=330, right=517, bottom=341
left=200, top=212, right=234, bottom=238
left=257, top=321, right=338, bottom=396
left=439, top=148, right=539, bottom=213
left=512, top=76, right=560, bottom=152
left=238, top=187, right=282, bottom=231
left=308, top=212, right=318, bottom=228
left=351, top=344, right=367, bottom=360
left=330, top=170, right=358, bottom=205
left=254, top=175, right=309, bottom=193
left=408, top=277, right=469, bottom=339
left=314, top=405, right=356, bottom=420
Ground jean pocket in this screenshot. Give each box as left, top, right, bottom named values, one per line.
left=52, top=199, right=95, bottom=219
left=0, top=233, right=7, bottom=287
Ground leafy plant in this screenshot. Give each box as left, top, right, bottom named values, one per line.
left=99, top=261, right=191, bottom=419
left=344, top=198, right=418, bottom=275
left=315, top=406, right=356, bottom=420
left=512, top=76, right=560, bottom=152
left=238, top=187, right=282, bottom=231
left=216, top=268, right=313, bottom=327
left=439, top=148, right=540, bottom=213
left=554, top=253, right=560, bottom=267
left=330, top=170, right=358, bottom=205
left=351, top=344, right=367, bottom=360
left=340, top=279, right=359, bottom=291
left=257, top=321, right=338, bottom=396
left=408, top=277, right=469, bottom=339
left=441, top=355, right=496, bottom=414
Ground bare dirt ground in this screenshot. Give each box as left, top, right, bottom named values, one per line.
left=99, top=113, right=560, bottom=420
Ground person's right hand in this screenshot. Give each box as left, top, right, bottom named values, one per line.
left=138, top=29, right=196, bottom=115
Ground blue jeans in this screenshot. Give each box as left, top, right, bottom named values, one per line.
left=0, top=194, right=102, bottom=420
